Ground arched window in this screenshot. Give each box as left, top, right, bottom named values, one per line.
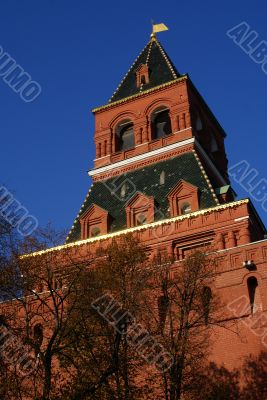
left=151, top=107, right=172, bottom=139
left=116, top=120, right=135, bottom=152
left=247, top=277, right=261, bottom=314
left=202, top=286, right=212, bottom=325
left=141, top=75, right=146, bottom=85
left=181, top=202, right=191, bottom=215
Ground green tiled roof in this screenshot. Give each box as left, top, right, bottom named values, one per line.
left=67, top=152, right=217, bottom=243
left=109, top=38, right=180, bottom=103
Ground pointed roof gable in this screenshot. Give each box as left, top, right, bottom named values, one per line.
left=66, top=152, right=218, bottom=243
left=109, top=38, right=180, bottom=103
left=79, top=203, right=108, bottom=221
left=125, top=191, right=154, bottom=208
left=167, top=180, right=198, bottom=199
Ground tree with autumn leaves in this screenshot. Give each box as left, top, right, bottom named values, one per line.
left=0, top=226, right=266, bottom=399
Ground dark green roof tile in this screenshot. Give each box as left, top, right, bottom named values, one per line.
left=67, top=152, right=217, bottom=243
left=109, top=39, right=180, bottom=103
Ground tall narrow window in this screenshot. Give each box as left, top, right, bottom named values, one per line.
left=33, top=324, right=43, bottom=354
left=141, top=75, right=146, bottom=85
left=247, top=277, right=260, bottom=315
left=151, top=107, right=172, bottom=139
left=158, top=295, right=169, bottom=331
left=98, top=142, right=101, bottom=158
left=116, top=120, right=135, bottom=151
left=202, top=286, right=212, bottom=325
left=104, top=140, right=107, bottom=156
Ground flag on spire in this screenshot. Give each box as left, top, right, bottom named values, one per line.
left=153, top=23, right=169, bottom=34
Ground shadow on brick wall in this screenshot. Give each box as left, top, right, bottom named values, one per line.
left=193, top=352, right=267, bottom=400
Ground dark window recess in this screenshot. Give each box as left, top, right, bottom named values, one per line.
left=116, top=122, right=135, bottom=151
left=158, top=295, right=169, bottom=330
left=33, top=324, right=43, bottom=354
left=247, top=276, right=258, bottom=314
left=152, top=109, right=172, bottom=139
left=141, top=75, right=146, bottom=85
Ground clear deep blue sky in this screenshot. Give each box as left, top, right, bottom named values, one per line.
left=0, top=0, right=266, bottom=233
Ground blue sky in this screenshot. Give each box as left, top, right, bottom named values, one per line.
left=0, top=0, right=266, bottom=234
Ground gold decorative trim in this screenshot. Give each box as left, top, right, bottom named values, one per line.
left=22, top=199, right=249, bottom=259
left=93, top=76, right=188, bottom=113
left=65, top=185, right=94, bottom=243
left=108, top=38, right=179, bottom=105
left=67, top=144, right=194, bottom=241
left=156, top=40, right=178, bottom=79
left=192, top=150, right=220, bottom=205
left=145, top=40, right=153, bottom=64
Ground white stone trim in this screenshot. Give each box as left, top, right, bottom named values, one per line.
left=234, top=216, right=249, bottom=222
left=89, top=134, right=194, bottom=177
left=90, top=135, right=228, bottom=189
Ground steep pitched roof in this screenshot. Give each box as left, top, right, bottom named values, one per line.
left=66, top=152, right=218, bottom=243
left=109, top=38, right=181, bottom=103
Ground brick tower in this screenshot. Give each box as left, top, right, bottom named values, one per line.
left=39, top=31, right=267, bottom=370
left=66, top=33, right=235, bottom=243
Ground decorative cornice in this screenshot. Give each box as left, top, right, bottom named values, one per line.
left=89, top=135, right=194, bottom=177
left=22, top=199, right=250, bottom=259
left=92, top=76, right=188, bottom=113
left=92, top=144, right=193, bottom=182
left=67, top=142, right=194, bottom=242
